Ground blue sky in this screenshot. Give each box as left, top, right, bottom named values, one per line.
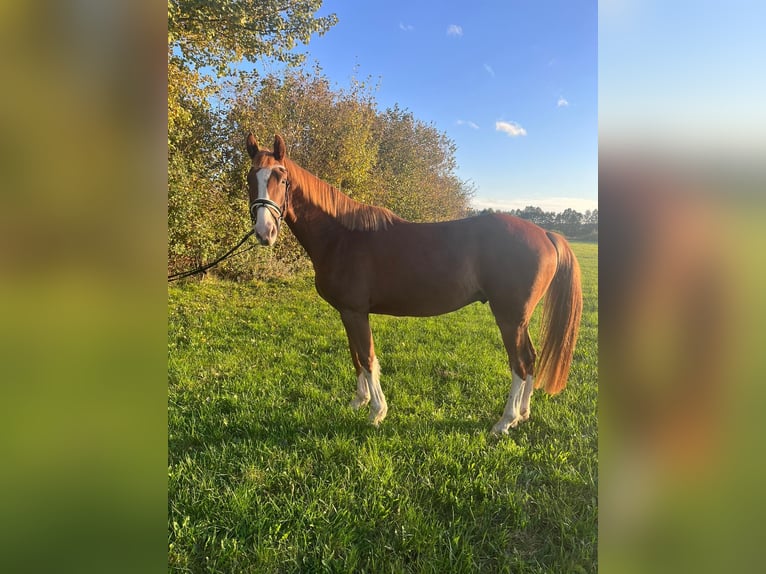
left=263, top=0, right=598, bottom=213
left=599, top=0, right=765, bottom=161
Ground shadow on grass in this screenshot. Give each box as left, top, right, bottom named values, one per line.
left=168, top=397, right=568, bottom=465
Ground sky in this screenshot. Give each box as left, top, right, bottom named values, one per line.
left=599, top=0, right=766, bottom=162
left=257, top=0, right=598, bottom=214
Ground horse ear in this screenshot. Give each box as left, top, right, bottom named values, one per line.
left=246, top=133, right=259, bottom=159
left=273, top=134, right=286, bottom=161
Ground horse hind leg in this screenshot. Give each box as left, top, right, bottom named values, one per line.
left=520, top=374, right=534, bottom=421
left=492, top=370, right=527, bottom=434
left=492, top=321, right=537, bottom=435
left=340, top=311, right=388, bottom=426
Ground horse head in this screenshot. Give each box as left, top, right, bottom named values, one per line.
left=245, top=133, right=290, bottom=246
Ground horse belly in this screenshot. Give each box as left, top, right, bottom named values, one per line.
left=369, top=268, right=481, bottom=317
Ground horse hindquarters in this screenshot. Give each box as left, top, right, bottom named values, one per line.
left=485, top=228, right=582, bottom=433
left=480, top=220, right=559, bottom=433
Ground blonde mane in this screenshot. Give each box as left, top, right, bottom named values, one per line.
left=285, top=158, right=404, bottom=232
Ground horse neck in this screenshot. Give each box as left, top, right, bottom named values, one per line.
left=283, top=159, right=350, bottom=259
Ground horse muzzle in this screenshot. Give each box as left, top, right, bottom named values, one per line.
left=250, top=199, right=283, bottom=247
left=254, top=224, right=277, bottom=246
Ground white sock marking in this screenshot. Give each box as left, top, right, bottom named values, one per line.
left=520, top=374, right=534, bottom=420
left=492, top=370, right=525, bottom=434
left=365, top=357, right=387, bottom=426
left=350, top=370, right=370, bottom=410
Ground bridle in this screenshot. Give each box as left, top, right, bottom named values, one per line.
left=249, top=165, right=291, bottom=231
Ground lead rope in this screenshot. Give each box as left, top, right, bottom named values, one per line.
left=167, top=230, right=255, bottom=282
left=168, top=181, right=290, bottom=282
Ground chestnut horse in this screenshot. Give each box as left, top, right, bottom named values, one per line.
left=246, top=134, right=582, bottom=434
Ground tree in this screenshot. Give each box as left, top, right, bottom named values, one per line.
left=514, top=206, right=553, bottom=228
left=168, top=0, right=336, bottom=149
left=168, top=0, right=337, bottom=73
left=227, top=69, right=378, bottom=197
left=167, top=0, right=475, bottom=276
left=168, top=1, right=337, bottom=273
left=372, top=106, right=473, bottom=222
left=554, top=208, right=584, bottom=237
left=211, top=71, right=474, bottom=275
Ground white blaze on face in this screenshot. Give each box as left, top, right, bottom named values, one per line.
left=253, top=165, right=285, bottom=245
left=254, top=167, right=275, bottom=241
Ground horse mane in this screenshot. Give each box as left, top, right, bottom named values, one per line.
left=285, top=158, right=405, bottom=232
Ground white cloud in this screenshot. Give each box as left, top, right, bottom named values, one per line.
left=483, top=63, right=495, bottom=77
left=399, top=22, right=414, bottom=32
left=495, top=120, right=527, bottom=137
left=447, top=24, right=463, bottom=37
left=472, top=196, right=598, bottom=214
left=456, top=119, right=479, bottom=129
left=557, top=96, right=569, bottom=108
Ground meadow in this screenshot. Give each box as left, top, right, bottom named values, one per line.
left=168, top=242, right=597, bottom=573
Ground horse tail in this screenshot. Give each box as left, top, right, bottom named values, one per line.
left=536, top=232, right=583, bottom=394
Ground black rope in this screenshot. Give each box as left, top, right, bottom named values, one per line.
left=168, top=230, right=255, bottom=282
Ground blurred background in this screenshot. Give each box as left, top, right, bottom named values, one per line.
left=0, top=0, right=764, bottom=572
left=599, top=0, right=766, bottom=572
left=0, top=1, right=167, bottom=572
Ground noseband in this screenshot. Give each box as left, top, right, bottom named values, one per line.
left=250, top=197, right=285, bottom=222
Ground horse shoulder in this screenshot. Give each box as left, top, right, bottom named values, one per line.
left=312, top=234, right=372, bottom=311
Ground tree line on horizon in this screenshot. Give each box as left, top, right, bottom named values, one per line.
left=471, top=206, right=599, bottom=241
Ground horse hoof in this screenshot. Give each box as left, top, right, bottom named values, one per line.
left=492, top=416, right=524, bottom=434
left=350, top=396, right=369, bottom=410
left=369, top=408, right=387, bottom=427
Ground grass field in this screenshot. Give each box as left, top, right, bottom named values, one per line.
left=168, top=242, right=597, bottom=573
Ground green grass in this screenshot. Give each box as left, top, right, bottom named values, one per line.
left=168, top=242, right=597, bottom=573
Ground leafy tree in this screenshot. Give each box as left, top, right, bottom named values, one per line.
left=210, top=71, right=474, bottom=276
left=372, top=105, right=473, bottom=221
left=226, top=69, right=378, bottom=197
left=168, top=0, right=337, bottom=273
left=168, top=0, right=337, bottom=73
left=514, top=206, right=553, bottom=228
left=554, top=208, right=583, bottom=237
left=168, top=0, right=336, bottom=151
left=484, top=205, right=597, bottom=240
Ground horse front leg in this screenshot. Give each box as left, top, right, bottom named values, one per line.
left=346, top=338, right=370, bottom=410
left=340, top=310, right=388, bottom=426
